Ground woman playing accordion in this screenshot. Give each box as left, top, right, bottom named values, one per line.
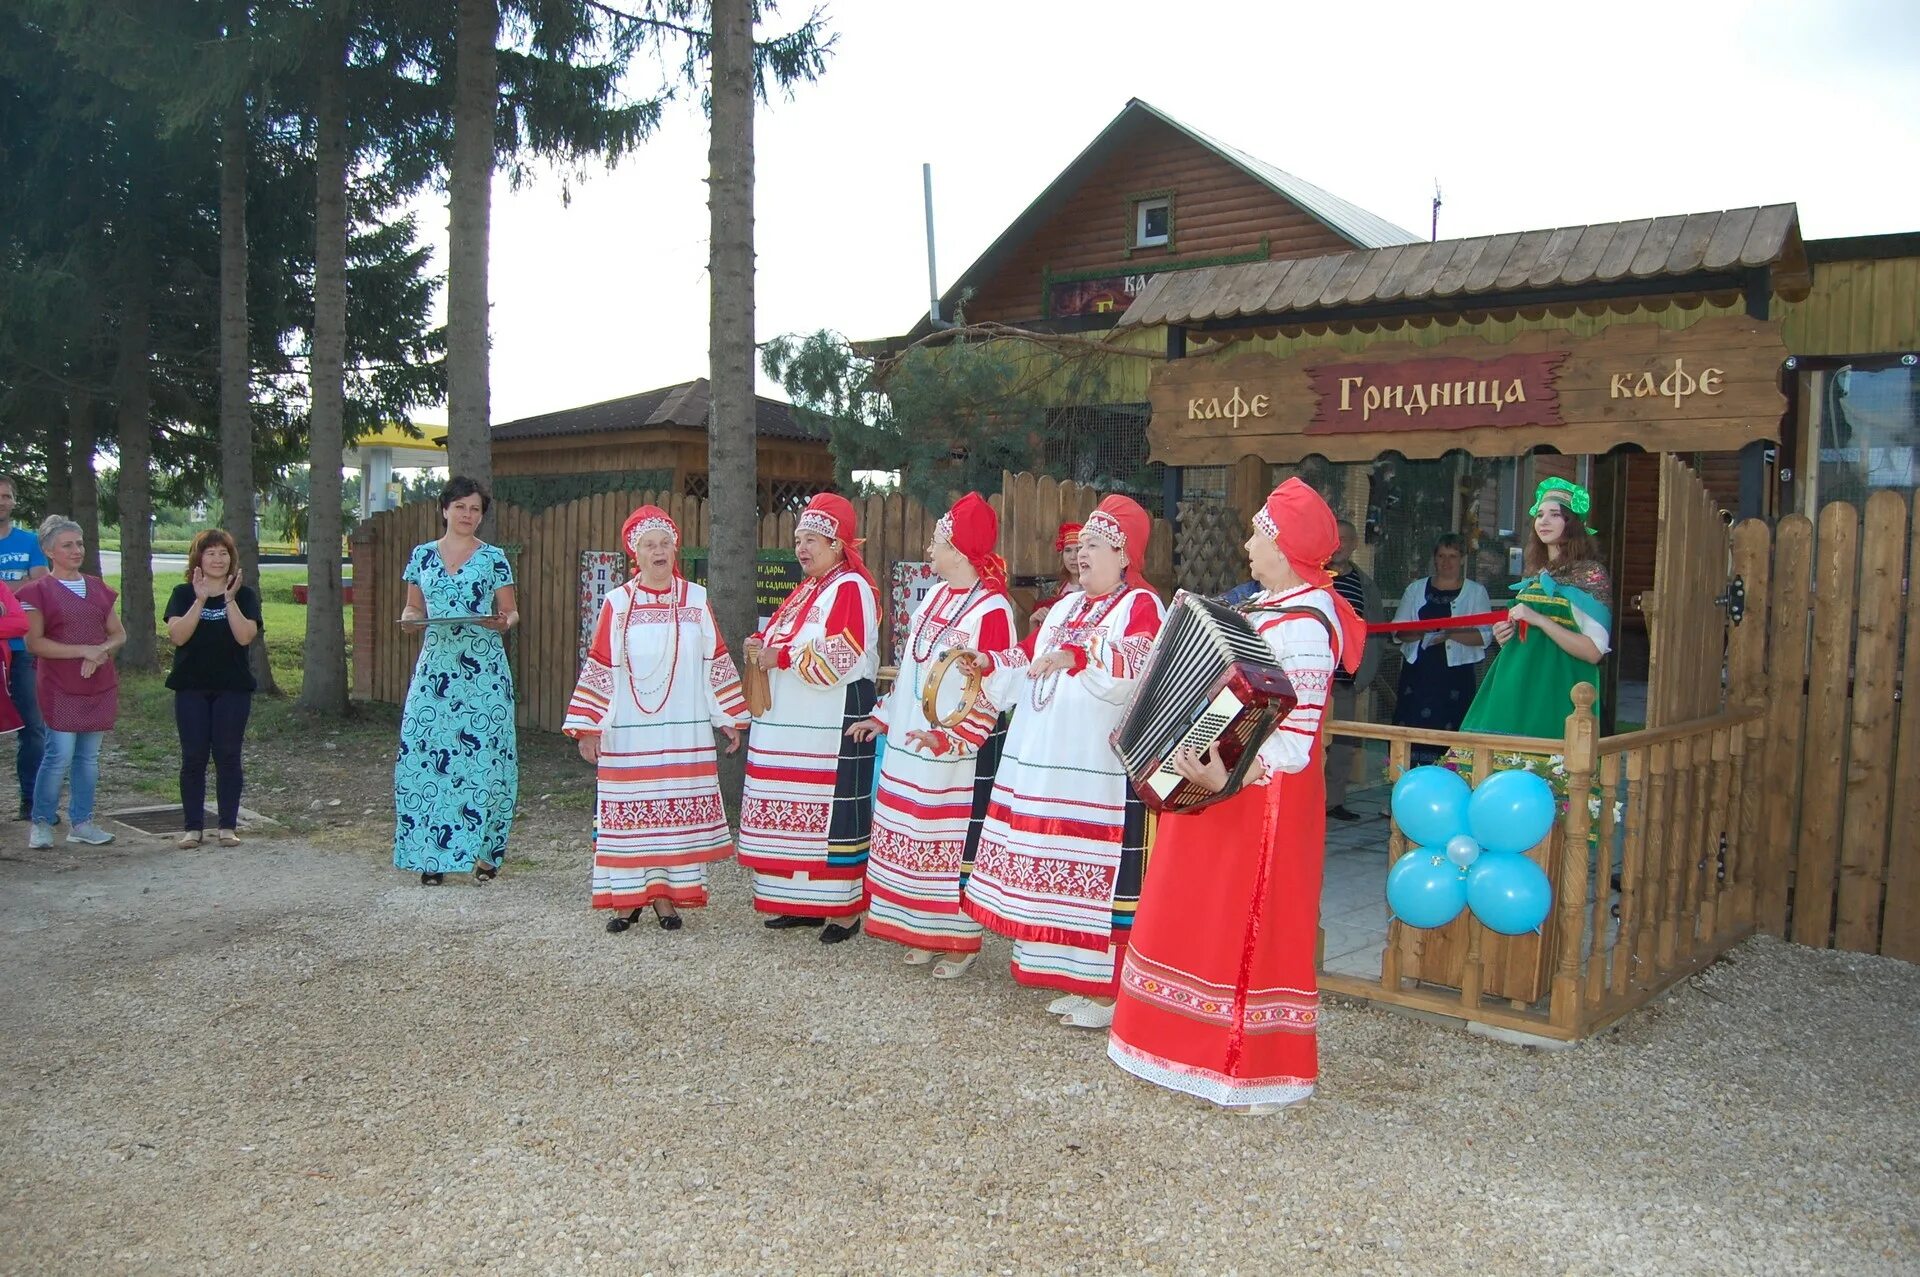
left=851, top=493, right=1015, bottom=979
left=738, top=493, right=880, bottom=943
left=1108, top=479, right=1366, bottom=1113
left=958, top=495, right=1165, bottom=1029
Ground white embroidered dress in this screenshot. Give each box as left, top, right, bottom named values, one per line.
left=864, top=583, right=1016, bottom=954
left=737, top=564, right=881, bottom=916
left=961, top=585, right=1166, bottom=996
left=563, top=578, right=749, bottom=910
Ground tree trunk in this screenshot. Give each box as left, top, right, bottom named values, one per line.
left=220, top=96, right=275, bottom=692
left=447, top=0, right=497, bottom=528
left=300, top=30, right=350, bottom=714
left=114, top=201, right=156, bottom=670
left=46, top=418, right=70, bottom=529
left=708, top=0, right=757, bottom=802
left=68, top=396, right=99, bottom=575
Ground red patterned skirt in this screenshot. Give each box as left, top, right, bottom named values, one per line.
left=1108, top=766, right=1327, bottom=1108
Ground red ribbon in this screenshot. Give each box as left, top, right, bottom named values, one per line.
left=1365, top=610, right=1527, bottom=641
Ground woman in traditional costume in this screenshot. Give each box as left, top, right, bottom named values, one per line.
left=1025, top=520, right=1083, bottom=633
left=1447, top=480, right=1612, bottom=804
left=739, top=493, right=881, bottom=943
left=393, top=477, right=519, bottom=885
left=959, top=495, right=1165, bottom=1029
left=853, top=493, right=1015, bottom=978
left=1108, top=478, right=1363, bottom=1112
left=564, top=506, right=749, bottom=933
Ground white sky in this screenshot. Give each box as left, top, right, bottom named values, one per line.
left=413, top=0, right=1920, bottom=426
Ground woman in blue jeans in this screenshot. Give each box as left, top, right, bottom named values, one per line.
left=18, top=516, right=123, bottom=848
left=164, top=528, right=260, bottom=847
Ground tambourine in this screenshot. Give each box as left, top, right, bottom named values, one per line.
left=920, top=649, right=982, bottom=730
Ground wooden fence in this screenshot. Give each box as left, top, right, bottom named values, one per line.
left=351, top=471, right=1173, bottom=736
left=1328, top=688, right=1765, bottom=1041
left=1731, top=493, right=1920, bottom=963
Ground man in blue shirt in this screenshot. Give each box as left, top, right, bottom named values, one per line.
left=0, top=476, right=49, bottom=820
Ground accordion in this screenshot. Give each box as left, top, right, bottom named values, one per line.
left=1111, top=591, right=1299, bottom=813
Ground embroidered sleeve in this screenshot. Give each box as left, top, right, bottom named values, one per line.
left=703, top=599, right=750, bottom=725
left=951, top=603, right=1014, bottom=748
left=792, top=577, right=871, bottom=687
left=1080, top=591, right=1165, bottom=706
left=563, top=595, right=618, bottom=737
left=1256, top=607, right=1337, bottom=776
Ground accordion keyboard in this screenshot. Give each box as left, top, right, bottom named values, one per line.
left=1144, top=686, right=1246, bottom=798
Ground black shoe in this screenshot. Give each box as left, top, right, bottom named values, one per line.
left=1327, top=805, right=1361, bottom=822
left=606, top=909, right=639, bottom=934
left=658, top=913, right=684, bottom=932
left=763, top=915, right=825, bottom=930
left=419, top=872, right=445, bottom=886
left=820, top=919, right=862, bottom=944
left=474, top=861, right=499, bottom=883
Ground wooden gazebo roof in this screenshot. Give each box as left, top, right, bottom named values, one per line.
left=1118, top=205, right=1811, bottom=332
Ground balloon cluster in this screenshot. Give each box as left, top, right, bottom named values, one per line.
left=1385, top=766, right=1557, bottom=935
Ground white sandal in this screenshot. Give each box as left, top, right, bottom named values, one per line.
left=932, top=952, right=977, bottom=980
left=901, top=948, right=937, bottom=966
left=1047, top=993, right=1091, bottom=1015
left=177, top=831, right=204, bottom=849
left=1058, top=1001, right=1114, bottom=1030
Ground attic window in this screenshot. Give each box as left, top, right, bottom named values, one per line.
left=1135, top=197, right=1171, bottom=248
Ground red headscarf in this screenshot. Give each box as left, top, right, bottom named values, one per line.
left=1255, top=478, right=1365, bottom=674
left=621, top=505, right=681, bottom=576
left=1078, top=495, right=1154, bottom=595
left=937, top=492, right=1008, bottom=593
left=1053, top=521, right=1083, bottom=552
left=796, top=492, right=875, bottom=587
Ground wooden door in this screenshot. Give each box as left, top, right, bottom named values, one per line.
left=1641, top=454, right=1734, bottom=729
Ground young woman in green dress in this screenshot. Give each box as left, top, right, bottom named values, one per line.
left=1447, top=480, right=1612, bottom=810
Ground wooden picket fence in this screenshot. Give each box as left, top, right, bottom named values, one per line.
left=350, top=471, right=1172, bottom=736
left=1732, top=493, right=1920, bottom=963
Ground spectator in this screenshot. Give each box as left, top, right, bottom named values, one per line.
left=164, top=529, right=261, bottom=848
left=1390, top=533, right=1493, bottom=766
left=19, top=516, right=123, bottom=848
left=0, top=475, right=50, bottom=821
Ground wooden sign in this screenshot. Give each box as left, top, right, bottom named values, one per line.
left=1147, top=315, right=1789, bottom=465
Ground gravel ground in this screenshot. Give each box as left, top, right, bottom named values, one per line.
left=2, top=834, right=1914, bottom=1276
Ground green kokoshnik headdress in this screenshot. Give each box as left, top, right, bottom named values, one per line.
left=1528, top=479, right=1598, bottom=535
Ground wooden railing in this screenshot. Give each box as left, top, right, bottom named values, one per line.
left=1319, top=685, right=1765, bottom=1041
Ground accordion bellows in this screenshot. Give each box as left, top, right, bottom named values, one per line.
left=1112, top=591, right=1299, bottom=813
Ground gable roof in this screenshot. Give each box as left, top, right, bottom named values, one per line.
left=490, top=378, right=823, bottom=443
left=1119, top=204, right=1812, bottom=330
left=901, top=98, right=1418, bottom=344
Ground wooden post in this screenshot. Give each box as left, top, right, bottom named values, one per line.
left=1836, top=490, right=1904, bottom=953
left=1792, top=504, right=1861, bottom=948
left=1550, top=683, right=1598, bottom=1033
left=1615, top=747, right=1649, bottom=995
left=1884, top=495, right=1920, bottom=964
left=1757, top=516, right=1813, bottom=937
left=1586, top=752, right=1622, bottom=1008
left=1381, top=738, right=1410, bottom=992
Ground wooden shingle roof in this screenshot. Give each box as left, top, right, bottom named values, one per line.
left=490, top=379, right=823, bottom=443
left=1118, top=205, right=1810, bottom=330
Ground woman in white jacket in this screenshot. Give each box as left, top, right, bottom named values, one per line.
left=1390, top=533, right=1492, bottom=764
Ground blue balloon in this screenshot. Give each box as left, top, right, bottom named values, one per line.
left=1465, top=850, right=1553, bottom=935
left=1467, top=768, right=1558, bottom=855
left=1386, top=850, right=1469, bottom=929
left=1390, top=765, right=1472, bottom=848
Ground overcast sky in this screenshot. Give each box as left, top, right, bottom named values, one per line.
left=415, top=0, right=1920, bottom=426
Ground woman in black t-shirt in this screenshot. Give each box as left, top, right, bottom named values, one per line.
left=164, top=529, right=261, bottom=847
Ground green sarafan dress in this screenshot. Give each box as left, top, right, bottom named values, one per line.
left=1446, top=560, right=1614, bottom=823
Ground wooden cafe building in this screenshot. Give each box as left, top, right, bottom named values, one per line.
left=861, top=98, right=1920, bottom=1038
left=1107, top=215, right=1920, bottom=1040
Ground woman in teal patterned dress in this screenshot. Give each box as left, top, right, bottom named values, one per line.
left=395, top=477, right=520, bottom=885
